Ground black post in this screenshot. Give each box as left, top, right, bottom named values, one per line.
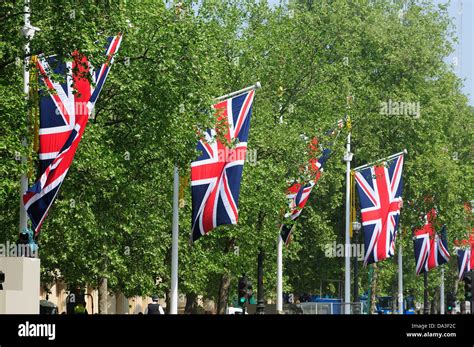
left=472, top=289, right=474, bottom=316
left=256, top=247, right=265, bottom=314
left=468, top=271, right=474, bottom=315
left=471, top=295, right=474, bottom=316
left=353, top=251, right=359, bottom=302
left=353, top=230, right=359, bottom=303
left=423, top=272, right=429, bottom=314
left=352, top=229, right=361, bottom=314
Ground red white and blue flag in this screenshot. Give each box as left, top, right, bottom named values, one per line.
left=280, top=182, right=314, bottom=246
left=413, top=209, right=450, bottom=275
left=23, top=34, right=122, bottom=236
left=280, top=147, right=331, bottom=246
left=456, top=244, right=473, bottom=280
left=354, top=154, right=404, bottom=266
left=191, top=90, right=255, bottom=242
left=279, top=118, right=343, bottom=246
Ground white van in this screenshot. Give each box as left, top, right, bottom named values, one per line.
left=225, top=307, right=248, bottom=314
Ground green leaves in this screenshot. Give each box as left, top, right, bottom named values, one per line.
left=0, top=0, right=472, bottom=308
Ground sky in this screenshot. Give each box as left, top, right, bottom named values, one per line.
left=439, top=0, right=473, bottom=105
left=268, top=0, right=473, bottom=105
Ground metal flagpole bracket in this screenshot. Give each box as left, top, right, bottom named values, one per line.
left=21, top=23, right=40, bottom=39
left=353, top=149, right=407, bottom=173
left=215, top=82, right=261, bottom=101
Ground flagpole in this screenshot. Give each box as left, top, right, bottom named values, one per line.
left=19, top=0, right=31, bottom=235
left=215, top=82, right=261, bottom=101
left=170, top=165, right=179, bottom=314
left=19, top=0, right=39, bottom=234
left=353, top=149, right=408, bottom=173
left=344, top=129, right=353, bottom=314
left=276, top=234, right=283, bottom=313
left=398, top=239, right=404, bottom=314
left=440, top=266, right=445, bottom=314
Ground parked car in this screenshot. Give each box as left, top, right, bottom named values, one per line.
left=226, top=307, right=248, bottom=314
left=39, top=300, right=58, bottom=314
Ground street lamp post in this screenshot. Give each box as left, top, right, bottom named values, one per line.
left=398, top=238, right=404, bottom=315
left=170, top=165, right=179, bottom=314
left=344, top=132, right=353, bottom=315
left=19, top=0, right=40, bottom=235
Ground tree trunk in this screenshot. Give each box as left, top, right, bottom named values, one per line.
left=460, top=300, right=466, bottom=314
left=217, top=274, right=231, bottom=314
left=454, top=278, right=460, bottom=314
left=185, top=293, right=198, bottom=314
left=391, top=268, right=397, bottom=314
left=255, top=212, right=266, bottom=314
left=435, top=289, right=440, bottom=314
left=392, top=286, right=397, bottom=314
left=423, top=272, right=429, bottom=314
left=256, top=247, right=265, bottom=314
left=98, top=277, right=108, bottom=314
left=453, top=278, right=459, bottom=297
left=216, top=238, right=235, bottom=315
left=164, top=244, right=172, bottom=313
left=165, top=288, right=172, bottom=314
left=431, top=297, right=437, bottom=314
left=370, top=264, right=377, bottom=314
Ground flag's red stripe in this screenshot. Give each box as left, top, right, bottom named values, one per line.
left=39, top=131, right=72, bottom=154
left=374, top=165, right=390, bottom=261
left=223, top=171, right=238, bottom=222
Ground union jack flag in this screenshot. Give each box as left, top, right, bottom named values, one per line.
left=280, top=181, right=314, bottom=246
left=413, top=210, right=450, bottom=275
left=191, top=90, right=255, bottom=242
left=354, top=154, right=404, bottom=266
left=23, top=34, right=122, bottom=236
left=280, top=146, right=331, bottom=245
left=457, top=245, right=473, bottom=280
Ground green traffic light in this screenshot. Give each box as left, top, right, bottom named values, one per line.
left=239, top=297, right=245, bottom=303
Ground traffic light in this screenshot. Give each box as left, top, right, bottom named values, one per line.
left=446, top=292, right=455, bottom=314
left=464, top=271, right=474, bottom=302
left=238, top=275, right=249, bottom=307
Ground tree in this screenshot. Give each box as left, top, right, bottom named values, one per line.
left=0, top=0, right=472, bottom=313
